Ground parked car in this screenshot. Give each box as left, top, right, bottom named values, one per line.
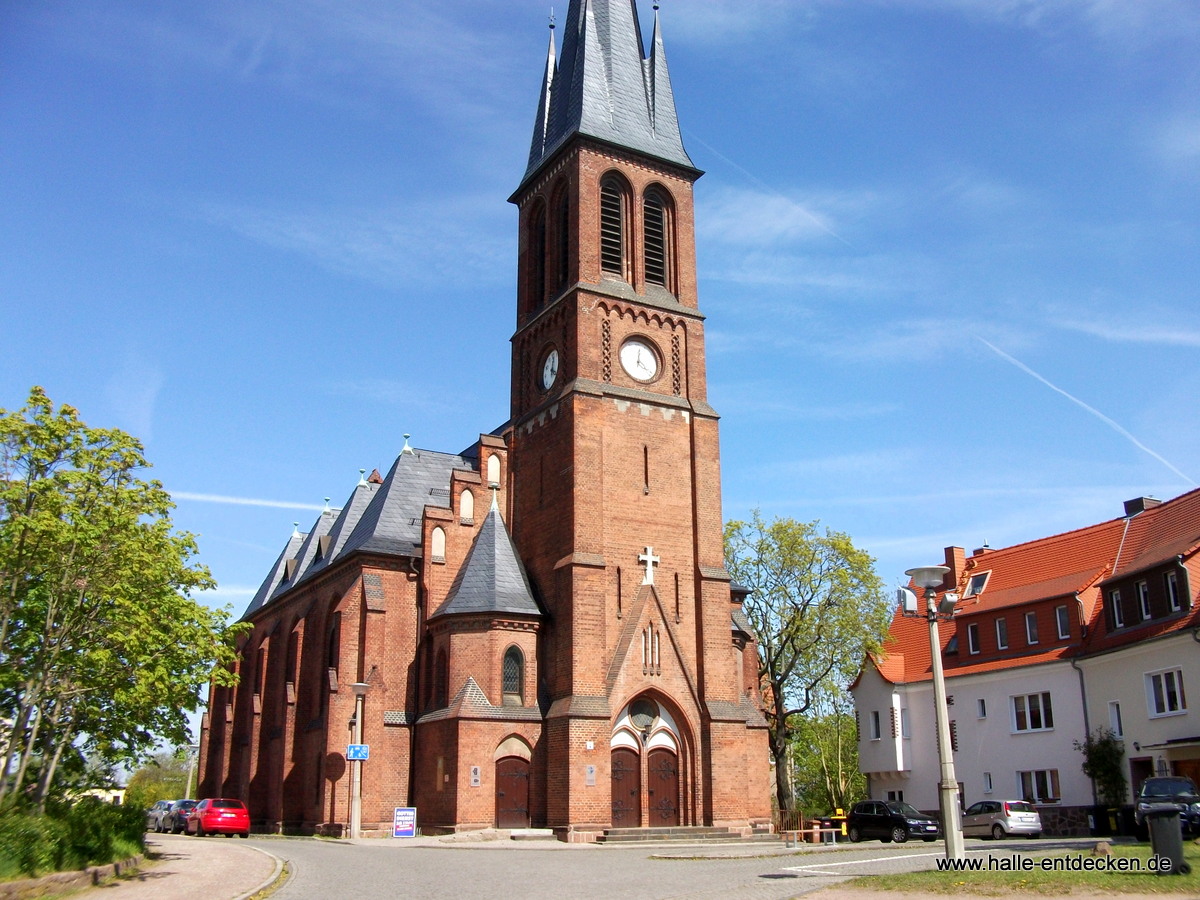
left=162, top=799, right=197, bottom=834
left=1134, top=776, right=1200, bottom=840
left=847, top=800, right=940, bottom=843
left=145, top=799, right=174, bottom=832
left=186, top=798, right=250, bottom=838
left=962, top=800, right=1042, bottom=839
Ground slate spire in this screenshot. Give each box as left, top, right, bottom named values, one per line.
left=522, top=0, right=694, bottom=184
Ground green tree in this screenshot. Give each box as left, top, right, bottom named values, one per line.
left=125, top=749, right=192, bottom=809
left=0, top=387, right=245, bottom=810
left=789, top=682, right=867, bottom=815
left=1075, top=727, right=1128, bottom=808
left=725, top=511, right=889, bottom=813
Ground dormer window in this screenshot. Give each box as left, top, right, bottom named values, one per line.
left=966, top=571, right=990, bottom=596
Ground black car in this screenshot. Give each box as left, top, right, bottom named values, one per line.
left=162, top=799, right=197, bottom=834
left=847, top=800, right=941, bottom=843
left=1135, top=776, right=1200, bottom=840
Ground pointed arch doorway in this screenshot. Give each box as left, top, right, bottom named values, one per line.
left=611, top=696, right=686, bottom=828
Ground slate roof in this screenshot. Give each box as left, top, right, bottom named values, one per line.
left=431, top=503, right=542, bottom=620
left=242, top=530, right=307, bottom=619
left=241, top=447, right=473, bottom=621
left=522, top=0, right=695, bottom=187
left=339, top=447, right=472, bottom=559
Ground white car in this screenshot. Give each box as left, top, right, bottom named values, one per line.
left=962, top=800, right=1042, bottom=839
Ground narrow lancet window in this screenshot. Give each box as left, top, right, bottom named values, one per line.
left=600, top=177, right=625, bottom=276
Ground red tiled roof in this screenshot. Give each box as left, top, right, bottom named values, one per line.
left=1110, top=486, right=1200, bottom=579
left=866, top=488, right=1200, bottom=685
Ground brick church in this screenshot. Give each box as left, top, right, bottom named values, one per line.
left=198, top=0, right=772, bottom=841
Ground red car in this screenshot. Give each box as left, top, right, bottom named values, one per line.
left=186, top=798, right=250, bottom=838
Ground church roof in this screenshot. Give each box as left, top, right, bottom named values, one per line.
left=431, top=501, right=542, bottom=620
left=241, top=446, right=472, bottom=620
left=522, top=0, right=695, bottom=186
left=339, top=446, right=472, bottom=559
left=242, top=529, right=306, bottom=618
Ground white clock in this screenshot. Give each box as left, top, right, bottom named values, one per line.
left=541, top=348, right=559, bottom=390
left=619, top=338, right=659, bottom=382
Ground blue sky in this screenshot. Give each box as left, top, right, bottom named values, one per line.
left=3, top=0, right=1199, bottom=628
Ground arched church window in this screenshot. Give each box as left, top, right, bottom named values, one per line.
left=486, top=454, right=501, bottom=486
left=528, top=202, right=547, bottom=313
left=431, top=526, right=446, bottom=564
left=459, top=489, right=474, bottom=525
left=502, top=646, right=524, bottom=706
left=643, top=188, right=672, bottom=289
left=435, top=648, right=449, bottom=709
left=599, top=175, right=627, bottom=278
left=555, top=187, right=571, bottom=289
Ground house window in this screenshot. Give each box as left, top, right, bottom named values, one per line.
left=1137, top=580, right=1151, bottom=621
left=1109, top=701, right=1123, bottom=737
left=1147, top=668, right=1187, bottom=717
left=966, top=571, right=990, bottom=596
left=900, top=707, right=911, bottom=738
left=886, top=790, right=904, bottom=802
left=599, top=175, right=627, bottom=277
left=1165, top=571, right=1182, bottom=612
left=977, top=698, right=987, bottom=719
left=1018, top=769, right=1060, bottom=803
left=983, top=772, right=993, bottom=793
left=1055, top=605, right=1070, bottom=640
left=870, top=710, right=881, bottom=741
left=643, top=188, right=670, bottom=288
left=1109, top=589, right=1125, bottom=629
left=1012, top=691, right=1055, bottom=732
left=502, top=646, right=524, bottom=706
left=967, top=622, right=980, bottom=655
left=995, top=617, right=1008, bottom=650
left=1025, top=611, right=1039, bottom=645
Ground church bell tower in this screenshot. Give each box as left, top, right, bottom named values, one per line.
left=506, top=0, right=770, bottom=838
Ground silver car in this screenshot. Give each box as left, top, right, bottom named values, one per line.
left=962, top=799, right=1042, bottom=839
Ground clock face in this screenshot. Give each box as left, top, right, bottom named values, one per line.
left=619, top=338, right=659, bottom=382
left=540, top=348, right=559, bottom=390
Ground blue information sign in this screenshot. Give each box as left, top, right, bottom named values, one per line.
left=393, top=807, right=417, bottom=838
left=346, top=743, right=369, bottom=760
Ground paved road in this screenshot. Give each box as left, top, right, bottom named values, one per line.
left=253, top=834, right=1098, bottom=900
left=92, top=833, right=1103, bottom=900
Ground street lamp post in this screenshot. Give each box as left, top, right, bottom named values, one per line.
left=349, top=681, right=371, bottom=840
left=905, top=565, right=965, bottom=862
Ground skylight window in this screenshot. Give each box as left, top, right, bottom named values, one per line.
left=966, top=571, right=990, bottom=596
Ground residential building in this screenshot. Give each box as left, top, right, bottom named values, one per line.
left=853, top=490, right=1200, bottom=835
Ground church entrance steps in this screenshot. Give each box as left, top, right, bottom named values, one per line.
left=596, top=826, right=775, bottom=844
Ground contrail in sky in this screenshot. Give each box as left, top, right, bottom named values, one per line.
left=977, top=337, right=1195, bottom=485
left=175, top=492, right=327, bottom=511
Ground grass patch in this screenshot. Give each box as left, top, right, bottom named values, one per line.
left=0, top=800, right=145, bottom=881
left=851, top=843, right=1200, bottom=895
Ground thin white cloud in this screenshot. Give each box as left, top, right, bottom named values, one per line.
left=196, top=585, right=257, bottom=599
left=175, top=492, right=326, bottom=511
left=1055, top=317, right=1200, bottom=348
left=104, top=357, right=163, bottom=442
left=977, top=337, right=1196, bottom=484
left=197, top=198, right=509, bottom=288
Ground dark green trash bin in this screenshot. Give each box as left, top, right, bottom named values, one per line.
left=1146, top=807, right=1191, bottom=875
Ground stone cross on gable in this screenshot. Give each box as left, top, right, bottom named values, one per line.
left=639, top=546, right=660, bottom=586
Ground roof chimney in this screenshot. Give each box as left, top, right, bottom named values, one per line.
left=1124, top=497, right=1162, bottom=517
left=943, top=547, right=966, bottom=588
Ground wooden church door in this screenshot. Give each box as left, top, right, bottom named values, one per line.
left=495, top=757, right=530, bottom=828
left=647, top=748, right=679, bottom=826
left=611, top=748, right=641, bottom=827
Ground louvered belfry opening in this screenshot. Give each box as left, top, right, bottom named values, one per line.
left=644, top=190, right=667, bottom=286
left=600, top=177, right=625, bottom=276
left=530, top=204, right=547, bottom=312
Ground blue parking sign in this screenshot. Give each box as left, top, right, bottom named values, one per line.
left=347, top=743, right=369, bottom=760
